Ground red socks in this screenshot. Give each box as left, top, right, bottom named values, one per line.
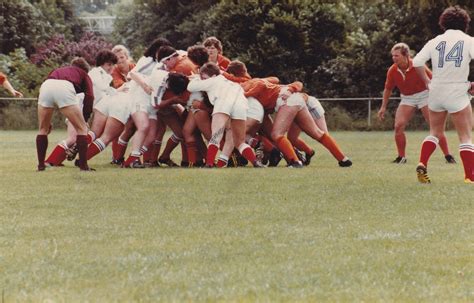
left=459, top=143, right=474, bottom=181
left=206, top=144, right=219, bottom=166
left=318, top=133, right=345, bottom=161
left=419, top=136, right=438, bottom=167
left=46, top=143, right=67, bottom=166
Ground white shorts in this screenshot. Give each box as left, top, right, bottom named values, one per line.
left=95, top=93, right=131, bottom=125
left=212, top=96, right=248, bottom=120
left=428, top=82, right=471, bottom=113
left=307, top=96, right=325, bottom=119
left=246, top=97, right=264, bottom=123
left=38, top=79, right=78, bottom=109
left=187, top=91, right=205, bottom=114
left=129, top=88, right=155, bottom=117
left=275, top=92, right=306, bottom=112
left=400, top=90, right=429, bottom=109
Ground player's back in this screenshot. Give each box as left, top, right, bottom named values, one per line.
left=414, top=30, right=474, bottom=83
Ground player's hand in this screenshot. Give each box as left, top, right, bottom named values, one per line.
left=12, top=90, right=23, bottom=98
left=377, top=108, right=385, bottom=121
left=142, top=84, right=153, bottom=95
left=469, top=82, right=474, bottom=95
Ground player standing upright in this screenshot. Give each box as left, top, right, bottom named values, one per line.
left=413, top=6, right=474, bottom=183
left=378, top=43, right=455, bottom=164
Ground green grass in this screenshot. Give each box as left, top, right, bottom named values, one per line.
left=1, top=130, right=473, bottom=302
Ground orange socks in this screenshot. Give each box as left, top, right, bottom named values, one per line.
left=318, top=133, right=345, bottom=161
left=275, top=136, right=298, bottom=163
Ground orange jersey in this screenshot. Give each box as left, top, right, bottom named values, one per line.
left=111, top=63, right=135, bottom=89
left=242, top=78, right=303, bottom=110
left=0, top=72, right=6, bottom=85
left=172, top=56, right=198, bottom=76
left=217, top=54, right=231, bottom=70
left=385, top=59, right=432, bottom=95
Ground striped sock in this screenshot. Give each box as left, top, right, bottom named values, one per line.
left=46, top=141, right=68, bottom=165
left=87, top=138, right=107, bottom=160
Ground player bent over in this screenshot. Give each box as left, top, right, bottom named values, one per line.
left=36, top=57, right=94, bottom=171
left=187, top=62, right=263, bottom=168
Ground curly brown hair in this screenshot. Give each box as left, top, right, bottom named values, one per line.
left=95, top=49, right=118, bottom=66
left=439, top=6, right=470, bottom=32
left=203, top=36, right=223, bottom=54
left=187, top=45, right=209, bottom=67
left=226, top=60, right=247, bottom=77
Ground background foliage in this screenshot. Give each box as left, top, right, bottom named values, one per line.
left=0, top=0, right=472, bottom=129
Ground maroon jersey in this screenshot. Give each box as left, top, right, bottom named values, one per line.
left=48, top=66, right=94, bottom=121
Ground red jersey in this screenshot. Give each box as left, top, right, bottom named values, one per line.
left=0, top=72, right=6, bottom=85
left=384, top=59, right=432, bottom=96
left=111, top=63, right=135, bottom=89
left=217, top=54, right=231, bottom=70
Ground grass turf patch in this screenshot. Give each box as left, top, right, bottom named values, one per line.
left=0, top=130, right=472, bottom=301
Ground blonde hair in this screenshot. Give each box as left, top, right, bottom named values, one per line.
left=111, top=44, right=130, bottom=58
left=391, top=43, right=410, bottom=57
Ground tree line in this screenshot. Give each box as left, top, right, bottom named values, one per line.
left=0, top=0, right=472, bottom=129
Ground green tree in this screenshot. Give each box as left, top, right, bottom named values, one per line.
left=0, top=0, right=84, bottom=55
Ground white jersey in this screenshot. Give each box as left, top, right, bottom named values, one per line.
left=148, top=69, right=169, bottom=108
left=413, top=29, right=474, bottom=84
left=187, top=74, right=246, bottom=106
left=88, top=66, right=115, bottom=105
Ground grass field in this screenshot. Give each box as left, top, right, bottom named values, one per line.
left=1, top=130, right=473, bottom=302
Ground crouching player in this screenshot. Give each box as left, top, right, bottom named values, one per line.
left=187, top=62, right=263, bottom=168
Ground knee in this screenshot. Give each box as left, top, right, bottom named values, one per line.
left=394, top=122, right=405, bottom=133
left=271, top=131, right=282, bottom=142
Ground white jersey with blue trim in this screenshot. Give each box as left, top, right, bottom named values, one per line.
left=148, top=69, right=169, bottom=108
left=413, top=29, right=474, bottom=84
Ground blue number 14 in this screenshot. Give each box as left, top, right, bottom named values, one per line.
left=435, top=40, right=464, bottom=68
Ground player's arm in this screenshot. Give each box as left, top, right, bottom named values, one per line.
left=129, top=71, right=152, bottom=95
left=1, top=73, right=23, bottom=97
left=82, top=75, right=95, bottom=122
left=378, top=88, right=392, bottom=121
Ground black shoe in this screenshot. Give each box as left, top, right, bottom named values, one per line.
left=80, top=167, right=96, bottom=172
left=110, top=157, right=124, bottom=165
left=268, top=148, right=283, bottom=167
left=287, top=160, right=303, bottom=168
left=304, top=150, right=315, bottom=166
left=392, top=156, right=407, bottom=164
left=65, top=143, right=78, bottom=161
left=338, top=159, right=352, bottom=167
left=295, top=148, right=306, bottom=164
left=158, top=158, right=179, bottom=167
left=445, top=154, right=456, bottom=164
